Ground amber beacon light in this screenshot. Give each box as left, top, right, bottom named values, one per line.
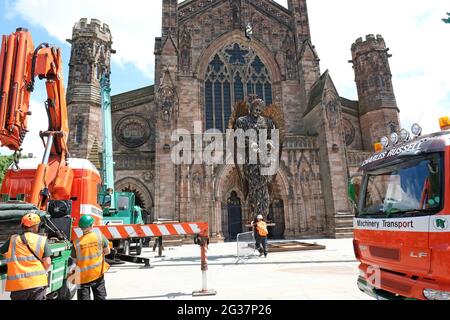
left=439, top=117, right=450, bottom=131
left=374, top=142, right=383, bottom=152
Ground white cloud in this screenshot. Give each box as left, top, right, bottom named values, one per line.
left=4, top=0, right=450, bottom=161
left=21, top=99, right=49, bottom=159
left=9, top=0, right=162, bottom=78
left=0, top=98, right=48, bottom=159
left=304, top=0, right=450, bottom=135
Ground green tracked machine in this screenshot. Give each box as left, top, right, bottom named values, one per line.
left=0, top=203, right=76, bottom=300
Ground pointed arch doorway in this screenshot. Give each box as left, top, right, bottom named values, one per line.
left=268, top=199, right=285, bottom=239
left=227, top=191, right=243, bottom=240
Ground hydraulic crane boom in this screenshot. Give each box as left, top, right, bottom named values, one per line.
left=0, top=28, right=72, bottom=210
left=100, top=74, right=115, bottom=209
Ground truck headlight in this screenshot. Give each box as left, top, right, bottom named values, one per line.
left=400, top=129, right=410, bottom=142
left=411, top=123, right=422, bottom=136
left=380, top=136, right=389, bottom=148
left=390, top=132, right=399, bottom=145
left=423, top=289, right=450, bottom=300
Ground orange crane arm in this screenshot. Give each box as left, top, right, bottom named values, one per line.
left=0, top=28, right=72, bottom=209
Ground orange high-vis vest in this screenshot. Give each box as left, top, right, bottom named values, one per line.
left=256, top=221, right=268, bottom=237
left=73, top=230, right=109, bottom=285
left=4, top=233, right=48, bottom=292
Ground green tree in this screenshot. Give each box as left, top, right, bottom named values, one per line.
left=443, top=13, right=450, bottom=24
left=0, top=155, right=14, bottom=186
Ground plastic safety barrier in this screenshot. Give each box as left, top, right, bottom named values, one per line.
left=72, top=222, right=209, bottom=240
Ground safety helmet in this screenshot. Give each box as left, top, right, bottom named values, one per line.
left=257, top=215, right=264, bottom=220
left=79, top=215, right=95, bottom=229
left=21, top=213, right=41, bottom=228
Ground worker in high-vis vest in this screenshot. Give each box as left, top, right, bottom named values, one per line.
left=0, top=213, right=52, bottom=300
left=252, top=215, right=269, bottom=258
left=71, top=215, right=110, bottom=300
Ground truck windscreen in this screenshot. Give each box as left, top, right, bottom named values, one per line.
left=359, top=153, right=443, bottom=218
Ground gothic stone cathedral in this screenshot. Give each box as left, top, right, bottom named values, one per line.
left=66, top=0, right=400, bottom=240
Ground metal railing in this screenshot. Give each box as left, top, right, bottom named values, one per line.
left=236, top=231, right=256, bottom=264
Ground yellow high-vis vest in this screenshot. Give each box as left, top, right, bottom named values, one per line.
left=73, top=230, right=109, bottom=284
left=4, top=233, right=48, bottom=292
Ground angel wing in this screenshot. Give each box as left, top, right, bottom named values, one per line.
left=227, top=100, right=250, bottom=129
left=261, top=104, right=285, bottom=200
left=261, top=104, right=286, bottom=143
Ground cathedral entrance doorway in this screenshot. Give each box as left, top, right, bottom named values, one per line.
left=227, top=191, right=243, bottom=240
left=268, top=199, right=285, bottom=239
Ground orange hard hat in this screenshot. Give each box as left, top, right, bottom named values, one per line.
left=21, top=213, right=41, bottom=228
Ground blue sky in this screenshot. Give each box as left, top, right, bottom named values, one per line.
left=1, top=0, right=449, bottom=158
left=0, top=3, right=152, bottom=97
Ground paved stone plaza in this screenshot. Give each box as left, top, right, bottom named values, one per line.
left=102, top=238, right=370, bottom=300
left=0, top=238, right=372, bottom=300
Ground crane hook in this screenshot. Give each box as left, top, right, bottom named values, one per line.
left=12, top=149, right=22, bottom=171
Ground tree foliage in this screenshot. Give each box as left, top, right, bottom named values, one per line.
left=443, top=13, right=450, bottom=24
left=0, top=155, right=14, bottom=186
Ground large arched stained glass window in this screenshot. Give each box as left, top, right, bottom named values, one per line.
left=204, top=43, right=273, bottom=132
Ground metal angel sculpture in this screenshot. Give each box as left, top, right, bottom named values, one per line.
left=228, top=97, right=285, bottom=219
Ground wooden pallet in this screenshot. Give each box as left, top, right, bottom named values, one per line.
left=268, top=241, right=326, bottom=252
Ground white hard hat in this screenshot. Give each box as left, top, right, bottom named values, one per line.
left=257, top=215, right=263, bottom=220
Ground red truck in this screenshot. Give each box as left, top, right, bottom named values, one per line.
left=351, top=118, right=450, bottom=300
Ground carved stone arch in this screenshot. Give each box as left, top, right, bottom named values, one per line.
left=296, top=151, right=314, bottom=173
left=115, top=177, right=154, bottom=221
left=215, top=165, right=245, bottom=203
left=214, top=164, right=245, bottom=239
left=179, top=25, right=192, bottom=74
left=224, top=188, right=245, bottom=206
left=272, top=168, right=290, bottom=199
left=296, top=152, right=314, bottom=193
left=189, top=164, right=207, bottom=199
left=268, top=168, right=290, bottom=239
left=196, top=30, right=282, bottom=83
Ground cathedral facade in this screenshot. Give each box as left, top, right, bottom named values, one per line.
left=66, top=0, right=400, bottom=240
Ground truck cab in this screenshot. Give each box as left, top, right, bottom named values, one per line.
left=352, top=120, right=450, bottom=300
left=99, top=191, right=145, bottom=255
left=100, top=191, right=143, bottom=226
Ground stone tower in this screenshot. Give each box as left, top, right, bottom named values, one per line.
left=66, top=18, right=114, bottom=160
left=162, top=0, right=178, bottom=39
left=287, top=0, right=311, bottom=46
left=286, top=0, right=320, bottom=129
left=350, top=34, right=400, bottom=150
left=153, top=0, right=179, bottom=221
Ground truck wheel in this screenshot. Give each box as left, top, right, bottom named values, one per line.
left=56, top=263, right=77, bottom=300
left=135, top=239, right=142, bottom=256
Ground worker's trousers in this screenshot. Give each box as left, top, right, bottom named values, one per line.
left=255, top=236, right=268, bottom=257
left=77, top=275, right=107, bottom=300
left=10, top=286, right=47, bottom=300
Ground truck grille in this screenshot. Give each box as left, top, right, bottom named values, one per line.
left=369, top=246, right=400, bottom=261
left=381, top=278, right=412, bottom=294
